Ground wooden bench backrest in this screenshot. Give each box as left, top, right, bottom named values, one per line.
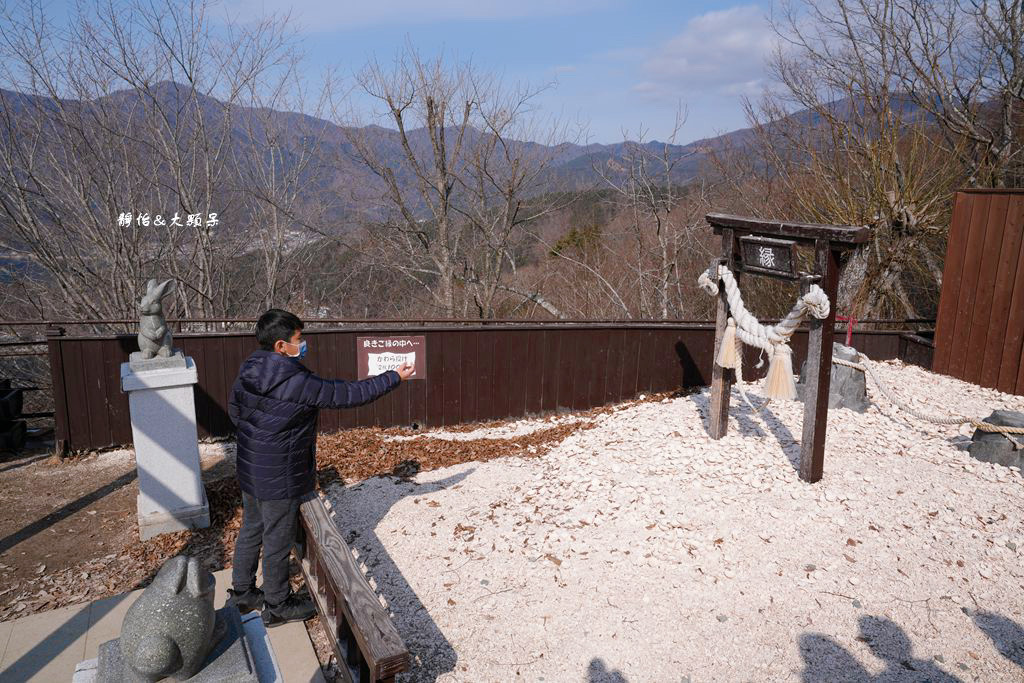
left=299, top=496, right=410, bottom=682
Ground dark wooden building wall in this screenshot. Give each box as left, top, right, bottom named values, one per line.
left=48, top=324, right=916, bottom=452
left=934, top=189, right=1024, bottom=395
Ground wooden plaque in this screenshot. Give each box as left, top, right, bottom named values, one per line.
left=356, top=335, right=426, bottom=379
left=739, top=235, right=797, bottom=279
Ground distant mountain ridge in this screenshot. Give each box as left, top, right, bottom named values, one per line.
left=0, top=82, right=928, bottom=224
left=0, top=82, right=739, bottom=204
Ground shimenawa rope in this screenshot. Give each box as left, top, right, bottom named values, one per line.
left=698, top=263, right=1022, bottom=448
left=698, top=264, right=830, bottom=402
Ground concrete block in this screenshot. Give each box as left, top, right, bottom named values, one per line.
left=120, top=356, right=208, bottom=539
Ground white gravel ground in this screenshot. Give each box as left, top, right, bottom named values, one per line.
left=384, top=413, right=597, bottom=442
left=324, top=359, right=1024, bottom=683
left=87, top=439, right=236, bottom=466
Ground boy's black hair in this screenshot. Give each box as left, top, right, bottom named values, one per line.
left=256, top=309, right=304, bottom=350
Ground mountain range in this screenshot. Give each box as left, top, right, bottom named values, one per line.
left=0, top=82, right=752, bottom=213
left=0, top=82, right=929, bottom=227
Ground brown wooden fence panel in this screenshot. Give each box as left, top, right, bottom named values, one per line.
left=964, top=194, right=1010, bottom=383
left=982, top=194, right=1024, bottom=387
left=933, top=193, right=973, bottom=372
left=935, top=190, right=1024, bottom=395
left=45, top=323, right=922, bottom=452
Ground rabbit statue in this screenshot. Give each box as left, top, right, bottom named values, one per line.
left=137, top=279, right=175, bottom=360
left=117, top=555, right=219, bottom=681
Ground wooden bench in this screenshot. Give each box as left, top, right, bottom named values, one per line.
left=298, top=496, right=410, bottom=683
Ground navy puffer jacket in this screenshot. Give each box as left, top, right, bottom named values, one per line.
left=228, top=350, right=400, bottom=500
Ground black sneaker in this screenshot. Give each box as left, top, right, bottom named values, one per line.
left=261, top=592, right=317, bottom=627
left=226, top=587, right=264, bottom=613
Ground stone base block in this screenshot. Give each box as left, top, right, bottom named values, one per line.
left=969, top=410, right=1024, bottom=469
left=797, top=341, right=869, bottom=412
left=137, top=494, right=210, bottom=541
left=129, top=350, right=187, bottom=372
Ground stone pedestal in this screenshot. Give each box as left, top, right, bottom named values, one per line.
left=120, top=354, right=209, bottom=540
left=969, top=410, right=1024, bottom=469
left=797, top=342, right=869, bottom=412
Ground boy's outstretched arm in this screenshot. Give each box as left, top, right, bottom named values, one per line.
left=301, top=367, right=405, bottom=409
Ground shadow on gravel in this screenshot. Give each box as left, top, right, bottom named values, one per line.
left=972, top=610, right=1024, bottom=669
left=327, top=465, right=473, bottom=683
left=687, top=391, right=801, bottom=472
left=800, top=615, right=962, bottom=682
left=588, top=657, right=628, bottom=682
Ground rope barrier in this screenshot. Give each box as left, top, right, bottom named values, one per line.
left=697, top=262, right=1022, bottom=449
left=834, top=354, right=1024, bottom=449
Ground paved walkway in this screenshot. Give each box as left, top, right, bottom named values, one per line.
left=0, top=568, right=325, bottom=682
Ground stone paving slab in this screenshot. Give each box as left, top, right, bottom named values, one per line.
left=0, top=569, right=324, bottom=682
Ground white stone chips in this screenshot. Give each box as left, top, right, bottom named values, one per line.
left=325, top=360, right=1024, bottom=682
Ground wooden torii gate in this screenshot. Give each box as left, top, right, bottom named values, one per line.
left=705, top=214, right=870, bottom=483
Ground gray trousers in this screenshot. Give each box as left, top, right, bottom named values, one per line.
left=231, top=492, right=302, bottom=605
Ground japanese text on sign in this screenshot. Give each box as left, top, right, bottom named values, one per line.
left=367, top=351, right=416, bottom=376
left=356, top=335, right=426, bottom=380
left=739, top=235, right=796, bottom=278
left=362, top=338, right=415, bottom=350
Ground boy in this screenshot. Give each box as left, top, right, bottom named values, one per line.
left=227, top=309, right=414, bottom=625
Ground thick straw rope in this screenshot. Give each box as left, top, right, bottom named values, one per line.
left=698, top=264, right=831, bottom=401
left=833, top=354, right=1024, bottom=448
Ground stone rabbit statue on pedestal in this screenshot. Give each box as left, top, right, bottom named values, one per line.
left=117, top=555, right=219, bottom=681
left=137, top=279, right=175, bottom=360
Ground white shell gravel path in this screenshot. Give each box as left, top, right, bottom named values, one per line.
left=325, top=360, right=1024, bottom=682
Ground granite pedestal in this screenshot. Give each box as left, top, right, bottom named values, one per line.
left=120, top=354, right=209, bottom=540
left=969, top=410, right=1024, bottom=470
left=797, top=342, right=869, bottom=412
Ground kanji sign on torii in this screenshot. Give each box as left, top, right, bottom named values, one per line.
left=705, top=214, right=870, bottom=482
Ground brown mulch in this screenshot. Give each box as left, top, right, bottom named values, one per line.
left=315, top=420, right=594, bottom=487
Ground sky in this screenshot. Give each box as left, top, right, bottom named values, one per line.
left=217, top=0, right=782, bottom=145
left=33, top=0, right=783, bottom=145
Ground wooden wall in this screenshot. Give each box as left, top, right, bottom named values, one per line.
left=47, top=323, right=916, bottom=452
left=933, top=189, right=1024, bottom=395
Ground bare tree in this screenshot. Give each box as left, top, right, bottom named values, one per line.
left=889, top=0, right=1024, bottom=186
left=773, top=0, right=1023, bottom=187
left=229, top=66, right=342, bottom=313
left=0, top=0, right=330, bottom=324
left=588, top=110, right=715, bottom=319
left=340, top=47, right=571, bottom=318
left=723, top=0, right=969, bottom=318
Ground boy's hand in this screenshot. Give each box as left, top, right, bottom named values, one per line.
left=395, top=362, right=416, bottom=381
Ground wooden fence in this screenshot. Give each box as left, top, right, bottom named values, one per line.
left=934, top=189, right=1024, bottom=395
left=43, top=322, right=929, bottom=453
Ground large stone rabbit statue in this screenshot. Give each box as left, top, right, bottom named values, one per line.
left=117, top=555, right=218, bottom=681
left=137, top=279, right=176, bottom=360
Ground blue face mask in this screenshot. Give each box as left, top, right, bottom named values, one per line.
left=286, top=339, right=307, bottom=359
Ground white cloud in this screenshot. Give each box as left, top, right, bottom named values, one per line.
left=224, top=0, right=612, bottom=30
left=634, top=5, right=778, bottom=99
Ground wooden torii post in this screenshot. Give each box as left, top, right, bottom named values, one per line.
left=705, top=214, right=870, bottom=483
